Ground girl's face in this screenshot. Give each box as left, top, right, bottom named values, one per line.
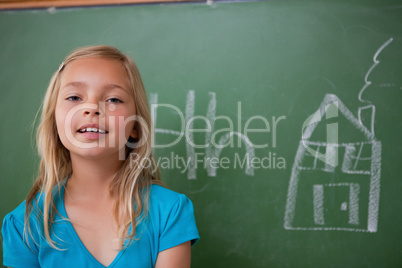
left=55, top=58, right=137, bottom=160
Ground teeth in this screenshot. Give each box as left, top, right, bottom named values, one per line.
left=80, top=127, right=106, bottom=134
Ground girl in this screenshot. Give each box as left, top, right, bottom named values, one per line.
left=2, top=46, right=199, bottom=268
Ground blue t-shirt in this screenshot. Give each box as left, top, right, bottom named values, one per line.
left=2, top=183, right=200, bottom=268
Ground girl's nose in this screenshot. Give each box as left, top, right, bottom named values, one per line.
left=83, top=110, right=101, bottom=115
left=82, top=103, right=105, bottom=117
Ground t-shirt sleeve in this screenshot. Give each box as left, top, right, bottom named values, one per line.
left=2, top=213, right=40, bottom=268
left=159, top=194, right=200, bottom=252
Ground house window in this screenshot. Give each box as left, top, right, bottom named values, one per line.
left=299, top=142, right=335, bottom=172
left=342, top=142, right=372, bottom=175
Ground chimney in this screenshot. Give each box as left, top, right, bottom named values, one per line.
left=358, top=105, right=375, bottom=136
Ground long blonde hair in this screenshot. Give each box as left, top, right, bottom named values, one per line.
left=25, top=45, right=161, bottom=250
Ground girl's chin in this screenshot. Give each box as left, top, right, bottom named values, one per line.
left=67, top=147, right=125, bottom=160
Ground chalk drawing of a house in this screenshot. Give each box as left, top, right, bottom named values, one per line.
left=284, top=94, right=381, bottom=232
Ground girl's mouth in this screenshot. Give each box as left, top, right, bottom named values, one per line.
left=78, top=127, right=108, bottom=134
left=77, top=125, right=108, bottom=140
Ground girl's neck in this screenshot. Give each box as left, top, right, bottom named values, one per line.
left=67, top=153, right=124, bottom=201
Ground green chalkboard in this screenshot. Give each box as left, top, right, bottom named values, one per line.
left=1, top=1, right=402, bottom=267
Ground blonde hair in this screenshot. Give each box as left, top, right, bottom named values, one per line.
left=25, top=45, right=162, bottom=250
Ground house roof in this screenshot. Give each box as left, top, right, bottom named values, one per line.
left=302, top=94, right=376, bottom=141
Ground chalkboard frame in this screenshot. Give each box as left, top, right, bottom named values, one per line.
left=0, top=0, right=200, bottom=10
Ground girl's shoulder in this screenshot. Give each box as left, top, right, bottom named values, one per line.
left=2, top=195, right=44, bottom=252
left=148, top=184, right=192, bottom=208
left=147, top=184, right=200, bottom=249
left=3, top=199, right=28, bottom=226
left=147, top=183, right=197, bottom=221
left=149, top=184, right=182, bottom=200
left=3, top=185, right=63, bottom=226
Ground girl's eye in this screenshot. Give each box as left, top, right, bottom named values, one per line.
left=107, top=98, right=122, bottom=103
left=66, top=96, right=81, bottom=101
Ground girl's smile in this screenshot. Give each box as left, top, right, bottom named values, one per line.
left=77, top=123, right=108, bottom=140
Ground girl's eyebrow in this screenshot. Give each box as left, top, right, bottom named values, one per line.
left=103, top=83, right=130, bottom=94
left=61, top=81, right=130, bottom=95
left=62, top=81, right=86, bottom=90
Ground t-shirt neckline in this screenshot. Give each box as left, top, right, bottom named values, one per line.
left=59, top=179, right=126, bottom=268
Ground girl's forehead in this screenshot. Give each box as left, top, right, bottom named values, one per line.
left=60, top=58, right=132, bottom=90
